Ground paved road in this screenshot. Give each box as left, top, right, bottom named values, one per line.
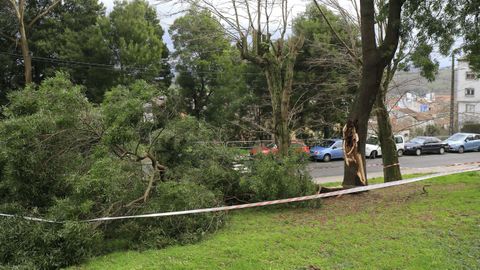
left=308, top=151, right=480, bottom=181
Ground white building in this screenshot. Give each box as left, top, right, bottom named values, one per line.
left=456, top=60, right=480, bottom=128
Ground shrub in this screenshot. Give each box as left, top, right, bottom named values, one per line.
left=424, top=124, right=440, bottom=136
left=154, top=117, right=243, bottom=197
left=461, top=122, right=480, bottom=133
left=101, top=80, right=162, bottom=146
left=0, top=218, right=101, bottom=270
left=109, top=181, right=225, bottom=249
left=47, top=149, right=146, bottom=221
left=0, top=73, right=319, bottom=269
left=240, top=154, right=317, bottom=202
left=0, top=72, right=98, bottom=209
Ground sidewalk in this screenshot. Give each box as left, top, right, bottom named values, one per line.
left=313, top=163, right=480, bottom=184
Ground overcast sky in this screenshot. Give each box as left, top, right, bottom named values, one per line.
left=99, top=0, right=311, bottom=51
left=99, top=0, right=451, bottom=67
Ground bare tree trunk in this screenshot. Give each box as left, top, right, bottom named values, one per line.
left=18, top=20, right=32, bottom=84
left=342, top=0, right=404, bottom=187
left=375, top=86, right=402, bottom=181
left=260, top=37, right=303, bottom=157
left=265, top=64, right=291, bottom=157
left=342, top=65, right=383, bottom=187
left=279, top=86, right=291, bottom=156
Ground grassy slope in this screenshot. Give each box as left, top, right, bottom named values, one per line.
left=392, top=67, right=451, bottom=96
left=75, top=171, right=480, bottom=270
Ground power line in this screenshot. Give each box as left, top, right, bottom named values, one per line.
left=0, top=51, right=264, bottom=77
left=0, top=52, right=169, bottom=68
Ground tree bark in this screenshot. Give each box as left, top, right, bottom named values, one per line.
left=375, top=86, right=402, bottom=182
left=265, top=62, right=291, bottom=157
left=227, top=0, right=304, bottom=156
left=342, top=0, right=404, bottom=187
left=342, top=64, right=382, bottom=187
left=261, top=37, right=303, bottom=157
left=19, top=20, right=32, bottom=84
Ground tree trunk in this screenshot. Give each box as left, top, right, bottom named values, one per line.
left=323, top=126, right=331, bottom=138
left=341, top=0, right=404, bottom=187
left=342, top=64, right=382, bottom=187
left=375, top=86, right=402, bottom=182
left=19, top=14, right=32, bottom=84
left=265, top=63, right=291, bottom=157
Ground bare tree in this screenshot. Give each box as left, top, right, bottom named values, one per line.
left=162, top=0, right=304, bottom=156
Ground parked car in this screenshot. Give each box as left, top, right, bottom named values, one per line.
left=310, top=139, right=343, bottom=162
left=250, top=142, right=278, bottom=155
left=291, top=141, right=310, bottom=154
left=444, top=133, right=480, bottom=153
left=394, top=135, right=405, bottom=156
left=365, top=135, right=405, bottom=159
left=404, top=136, right=448, bottom=156
left=250, top=141, right=309, bottom=155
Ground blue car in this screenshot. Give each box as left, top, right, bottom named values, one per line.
left=444, top=133, right=480, bottom=153
left=310, top=139, right=344, bottom=162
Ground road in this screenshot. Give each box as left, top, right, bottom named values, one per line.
left=308, top=151, right=480, bottom=182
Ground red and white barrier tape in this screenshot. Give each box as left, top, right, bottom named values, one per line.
left=446, top=161, right=480, bottom=167
left=0, top=213, right=61, bottom=223
left=2, top=167, right=479, bottom=224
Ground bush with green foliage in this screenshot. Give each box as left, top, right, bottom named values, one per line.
left=47, top=150, right=146, bottom=221
left=0, top=73, right=318, bottom=269
left=0, top=74, right=228, bottom=268
left=0, top=218, right=101, bottom=270
left=0, top=72, right=96, bottom=209
left=109, top=181, right=224, bottom=250
left=424, top=124, right=441, bottom=136
left=461, top=122, right=480, bottom=133
left=154, top=117, right=243, bottom=199
left=240, top=154, right=316, bottom=202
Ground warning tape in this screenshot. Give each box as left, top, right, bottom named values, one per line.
left=311, top=162, right=383, bottom=170
left=1, top=167, right=479, bottom=224
left=446, top=161, right=480, bottom=167
left=0, top=213, right=61, bottom=224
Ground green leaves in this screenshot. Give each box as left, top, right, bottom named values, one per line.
left=0, top=72, right=97, bottom=208
left=409, top=43, right=439, bottom=82
left=239, top=154, right=316, bottom=202
left=102, top=80, right=159, bottom=146
left=107, top=0, right=170, bottom=86
left=169, top=8, right=246, bottom=122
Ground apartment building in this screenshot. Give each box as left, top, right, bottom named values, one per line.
left=456, top=60, right=480, bottom=128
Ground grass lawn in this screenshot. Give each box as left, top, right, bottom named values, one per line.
left=74, top=171, right=480, bottom=270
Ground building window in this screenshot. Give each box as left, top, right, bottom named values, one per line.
left=466, top=72, right=476, bottom=80
left=465, top=88, right=475, bottom=97
left=466, top=104, right=475, bottom=113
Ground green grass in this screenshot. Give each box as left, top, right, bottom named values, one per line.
left=74, top=171, right=480, bottom=270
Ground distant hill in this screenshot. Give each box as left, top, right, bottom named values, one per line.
left=388, top=67, right=452, bottom=96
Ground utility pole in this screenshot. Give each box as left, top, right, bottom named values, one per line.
left=449, top=52, right=456, bottom=135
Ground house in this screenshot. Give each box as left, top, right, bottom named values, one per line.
left=390, top=107, right=435, bottom=132
left=382, top=92, right=450, bottom=135
left=456, top=60, right=480, bottom=129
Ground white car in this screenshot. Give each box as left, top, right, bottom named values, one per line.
left=365, top=135, right=405, bottom=159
